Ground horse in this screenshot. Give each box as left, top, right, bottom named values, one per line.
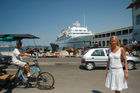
left=50, top=43, right=59, bottom=53
left=132, top=44, right=140, bottom=53
left=121, top=45, right=133, bottom=55
left=63, top=47, right=78, bottom=56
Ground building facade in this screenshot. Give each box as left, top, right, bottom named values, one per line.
left=91, top=26, right=133, bottom=47
left=127, top=0, right=140, bottom=42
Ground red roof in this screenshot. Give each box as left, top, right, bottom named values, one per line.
left=126, top=0, right=139, bottom=9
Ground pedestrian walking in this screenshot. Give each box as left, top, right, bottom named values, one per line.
left=105, top=36, right=128, bottom=93
left=132, top=39, right=137, bottom=51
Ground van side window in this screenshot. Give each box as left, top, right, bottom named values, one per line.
left=91, top=50, right=105, bottom=56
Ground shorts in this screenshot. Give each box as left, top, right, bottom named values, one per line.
left=12, top=60, right=26, bottom=67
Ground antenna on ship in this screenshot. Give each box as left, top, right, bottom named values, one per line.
left=83, top=15, right=87, bottom=27
left=83, top=15, right=85, bottom=27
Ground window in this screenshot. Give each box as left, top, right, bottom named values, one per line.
left=119, top=40, right=121, bottom=45
left=102, top=41, right=105, bottom=46
left=95, top=35, right=98, bottom=38
left=122, top=30, right=128, bottom=35
left=99, top=35, right=101, bottom=38
left=107, top=41, right=109, bottom=46
left=116, top=31, right=121, bottom=36
left=136, top=3, right=140, bottom=9
left=123, top=39, right=128, bottom=45
left=99, top=41, right=101, bottom=46
left=134, top=32, right=138, bottom=36
left=136, top=15, right=140, bottom=25
left=106, top=33, right=110, bottom=37
left=102, top=34, right=105, bottom=37
left=111, top=32, right=115, bottom=36
left=91, top=50, right=105, bottom=56
left=129, top=29, right=133, bottom=34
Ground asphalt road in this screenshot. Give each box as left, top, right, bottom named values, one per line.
left=1, top=57, right=140, bottom=93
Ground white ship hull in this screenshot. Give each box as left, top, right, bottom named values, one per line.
left=56, top=35, right=92, bottom=49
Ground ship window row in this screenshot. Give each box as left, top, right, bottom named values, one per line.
left=72, top=30, right=87, bottom=31
left=70, top=33, right=90, bottom=34
left=94, top=29, right=133, bottom=38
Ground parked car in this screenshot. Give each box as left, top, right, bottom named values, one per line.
left=81, top=48, right=140, bottom=70
left=0, top=54, right=12, bottom=65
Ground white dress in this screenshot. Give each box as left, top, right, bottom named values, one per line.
left=105, top=48, right=128, bottom=91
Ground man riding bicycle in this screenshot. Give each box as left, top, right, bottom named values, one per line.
left=12, top=40, right=31, bottom=78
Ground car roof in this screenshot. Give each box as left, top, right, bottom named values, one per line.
left=89, top=48, right=109, bottom=50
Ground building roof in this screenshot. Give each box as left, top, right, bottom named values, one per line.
left=94, top=26, right=132, bottom=35
left=127, top=0, right=140, bottom=8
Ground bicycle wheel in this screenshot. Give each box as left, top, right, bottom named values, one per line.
left=37, top=72, right=54, bottom=89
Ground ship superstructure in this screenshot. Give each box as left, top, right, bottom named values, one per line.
left=55, top=21, right=93, bottom=49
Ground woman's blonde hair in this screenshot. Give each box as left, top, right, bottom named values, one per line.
left=109, top=36, right=120, bottom=47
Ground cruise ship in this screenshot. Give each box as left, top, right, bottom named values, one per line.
left=55, top=21, right=93, bottom=49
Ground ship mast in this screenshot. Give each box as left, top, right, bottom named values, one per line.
left=83, top=15, right=86, bottom=27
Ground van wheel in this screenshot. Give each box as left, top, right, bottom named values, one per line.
left=127, top=61, right=135, bottom=70
left=86, top=63, right=95, bottom=70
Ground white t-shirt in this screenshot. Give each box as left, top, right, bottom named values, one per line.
left=11, top=48, right=26, bottom=67
left=12, top=48, right=23, bottom=61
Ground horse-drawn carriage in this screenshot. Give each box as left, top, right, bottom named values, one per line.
left=121, top=43, right=140, bottom=56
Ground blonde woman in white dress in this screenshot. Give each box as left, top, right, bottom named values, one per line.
left=105, top=36, right=128, bottom=93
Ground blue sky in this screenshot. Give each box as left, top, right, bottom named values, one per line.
left=0, top=0, right=132, bottom=45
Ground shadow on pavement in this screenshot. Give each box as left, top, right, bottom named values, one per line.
left=92, top=90, right=102, bottom=93
left=79, top=65, right=106, bottom=70
left=79, top=65, right=139, bottom=71
left=0, top=83, right=16, bottom=93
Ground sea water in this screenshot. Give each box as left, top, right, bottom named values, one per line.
left=0, top=46, right=51, bottom=52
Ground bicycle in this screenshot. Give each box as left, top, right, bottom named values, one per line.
left=13, top=52, right=55, bottom=90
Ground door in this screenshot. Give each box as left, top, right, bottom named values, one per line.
left=90, top=49, right=108, bottom=66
